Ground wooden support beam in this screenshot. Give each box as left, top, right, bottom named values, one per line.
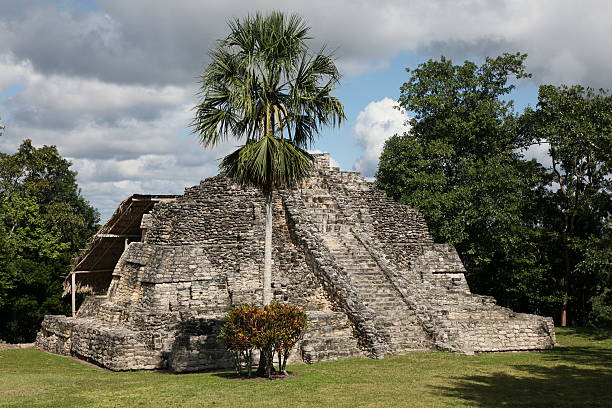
left=130, top=197, right=175, bottom=202
left=72, top=269, right=114, bottom=275
left=71, top=272, right=76, bottom=317
left=96, top=233, right=141, bottom=239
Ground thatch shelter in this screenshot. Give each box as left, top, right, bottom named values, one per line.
left=65, top=194, right=178, bottom=315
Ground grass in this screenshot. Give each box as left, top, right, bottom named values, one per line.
left=1, top=328, right=611, bottom=408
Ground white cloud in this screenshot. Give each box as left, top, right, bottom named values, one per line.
left=6, top=66, right=191, bottom=133
left=2, top=1, right=611, bottom=86
left=352, top=98, right=409, bottom=178
left=2, top=0, right=611, bottom=220
left=0, top=54, right=32, bottom=91
left=521, top=142, right=552, bottom=169
left=0, top=56, right=235, bottom=221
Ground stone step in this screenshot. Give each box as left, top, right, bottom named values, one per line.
left=349, top=274, right=394, bottom=282
left=361, top=294, right=402, bottom=302
left=298, top=183, right=439, bottom=351
left=304, top=204, right=337, bottom=210
left=321, top=225, right=351, bottom=233
left=307, top=209, right=342, bottom=215
left=329, top=254, right=374, bottom=262
left=341, top=264, right=381, bottom=271
left=354, top=286, right=396, bottom=293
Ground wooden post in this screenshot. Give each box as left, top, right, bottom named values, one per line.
left=71, top=272, right=76, bottom=317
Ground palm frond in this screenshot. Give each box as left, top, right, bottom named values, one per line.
left=220, top=136, right=313, bottom=191
left=193, top=11, right=344, bottom=189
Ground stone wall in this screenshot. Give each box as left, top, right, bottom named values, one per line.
left=37, top=153, right=555, bottom=371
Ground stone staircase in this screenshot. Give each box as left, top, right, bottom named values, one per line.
left=298, top=181, right=433, bottom=354
left=288, top=160, right=555, bottom=354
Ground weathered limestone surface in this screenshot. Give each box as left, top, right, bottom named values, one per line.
left=37, top=154, right=555, bottom=371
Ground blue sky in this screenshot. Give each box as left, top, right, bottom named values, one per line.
left=1, top=0, right=610, bottom=221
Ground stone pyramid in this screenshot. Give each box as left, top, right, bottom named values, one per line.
left=37, top=154, right=555, bottom=371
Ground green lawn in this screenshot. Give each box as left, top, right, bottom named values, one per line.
left=1, top=328, right=611, bottom=408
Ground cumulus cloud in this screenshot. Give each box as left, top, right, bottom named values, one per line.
left=0, top=59, right=235, bottom=220
left=8, top=70, right=190, bottom=132
left=352, top=98, right=409, bottom=178
left=2, top=1, right=611, bottom=86
left=0, top=54, right=32, bottom=91
left=521, top=142, right=552, bottom=169
left=1, top=0, right=611, bottom=219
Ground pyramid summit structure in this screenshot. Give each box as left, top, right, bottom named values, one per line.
left=37, top=154, right=555, bottom=371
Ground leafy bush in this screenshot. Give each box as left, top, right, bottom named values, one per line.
left=220, top=303, right=307, bottom=377
left=267, top=303, right=308, bottom=375
left=219, top=305, right=262, bottom=376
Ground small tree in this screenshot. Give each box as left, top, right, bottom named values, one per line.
left=219, top=305, right=262, bottom=376
left=220, top=303, right=307, bottom=378
left=268, top=303, right=308, bottom=375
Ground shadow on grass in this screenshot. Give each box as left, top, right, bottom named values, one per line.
left=560, top=326, right=612, bottom=342
left=544, top=344, right=612, bottom=368
left=434, top=363, right=611, bottom=407
left=434, top=338, right=612, bottom=408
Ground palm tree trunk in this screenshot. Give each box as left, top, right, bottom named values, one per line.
left=263, top=192, right=273, bottom=305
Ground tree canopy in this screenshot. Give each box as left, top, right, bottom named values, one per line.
left=377, top=53, right=547, bottom=312
left=0, top=139, right=99, bottom=342
left=377, top=54, right=611, bottom=326
left=521, top=85, right=611, bottom=325
left=193, top=11, right=344, bottom=192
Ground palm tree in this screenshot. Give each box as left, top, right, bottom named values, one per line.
left=193, top=12, right=345, bottom=305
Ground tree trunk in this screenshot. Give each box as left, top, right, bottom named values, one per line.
left=561, top=229, right=570, bottom=327
left=263, top=192, right=273, bottom=305
left=561, top=244, right=570, bottom=327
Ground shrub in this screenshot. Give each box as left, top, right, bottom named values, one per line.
left=267, top=303, right=308, bottom=375
left=219, top=305, right=262, bottom=377
left=219, top=303, right=307, bottom=377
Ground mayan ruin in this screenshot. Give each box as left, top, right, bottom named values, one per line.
left=36, top=154, right=556, bottom=372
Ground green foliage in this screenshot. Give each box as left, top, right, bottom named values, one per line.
left=193, top=11, right=345, bottom=192
left=219, top=303, right=307, bottom=378
left=377, top=53, right=549, bottom=311
left=378, top=55, right=611, bottom=326
left=521, top=85, right=611, bottom=325
left=220, top=136, right=314, bottom=191
left=0, top=139, right=99, bottom=342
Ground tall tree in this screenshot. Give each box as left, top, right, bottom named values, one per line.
left=376, top=54, right=550, bottom=311
left=0, top=139, right=99, bottom=341
left=193, top=12, right=344, bottom=305
left=522, top=85, right=611, bottom=326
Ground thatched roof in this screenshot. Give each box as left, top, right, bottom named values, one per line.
left=63, top=194, right=178, bottom=295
